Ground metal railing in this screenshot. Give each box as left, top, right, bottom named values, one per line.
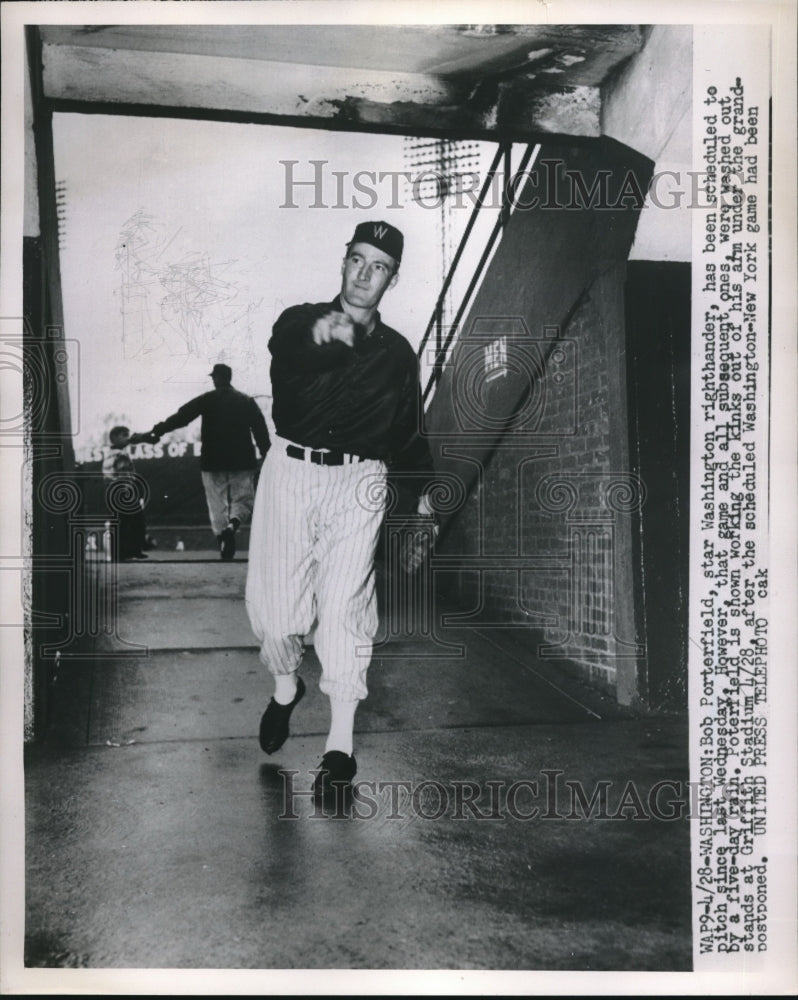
left=418, top=142, right=540, bottom=406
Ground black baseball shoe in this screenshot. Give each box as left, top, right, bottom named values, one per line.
left=312, top=751, right=357, bottom=804
left=219, top=524, right=236, bottom=561
left=258, top=676, right=306, bottom=754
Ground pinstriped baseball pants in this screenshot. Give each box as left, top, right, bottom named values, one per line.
left=245, top=443, right=387, bottom=702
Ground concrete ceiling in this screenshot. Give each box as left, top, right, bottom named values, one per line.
left=39, top=24, right=644, bottom=82
left=38, top=24, right=647, bottom=139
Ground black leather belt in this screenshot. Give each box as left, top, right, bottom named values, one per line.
left=286, top=444, right=364, bottom=466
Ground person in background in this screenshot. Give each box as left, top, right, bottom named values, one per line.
left=102, top=425, right=149, bottom=561
left=142, top=364, right=271, bottom=561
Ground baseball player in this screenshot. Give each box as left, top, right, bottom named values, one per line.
left=246, top=220, right=437, bottom=803
left=142, top=364, right=271, bottom=560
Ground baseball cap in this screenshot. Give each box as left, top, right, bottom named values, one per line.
left=347, top=221, right=403, bottom=265
left=209, top=363, right=232, bottom=380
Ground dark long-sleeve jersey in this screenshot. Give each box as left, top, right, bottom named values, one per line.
left=269, top=296, right=434, bottom=494
left=153, top=386, right=271, bottom=472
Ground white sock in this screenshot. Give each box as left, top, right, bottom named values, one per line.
left=324, top=698, right=358, bottom=756
left=273, top=673, right=298, bottom=706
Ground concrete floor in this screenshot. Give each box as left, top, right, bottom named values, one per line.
left=24, top=555, right=691, bottom=971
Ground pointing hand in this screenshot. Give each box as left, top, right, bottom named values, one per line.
left=312, top=312, right=356, bottom=347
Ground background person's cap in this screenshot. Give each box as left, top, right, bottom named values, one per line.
left=209, top=363, right=232, bottom=380
left=347, top=221, right=403, bottom=265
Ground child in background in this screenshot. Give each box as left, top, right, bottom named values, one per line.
left=102, top=425, right=149, bottom=561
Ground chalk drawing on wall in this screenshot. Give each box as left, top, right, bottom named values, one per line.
left=114, top=210, right=262, bottom=375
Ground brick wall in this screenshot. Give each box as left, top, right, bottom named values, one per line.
left=434, top=269, right=643, bottom=702
left=424, top=138, right=652, bottom=706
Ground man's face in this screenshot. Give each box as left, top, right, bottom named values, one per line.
left=340, top=242, right=398, bottom=311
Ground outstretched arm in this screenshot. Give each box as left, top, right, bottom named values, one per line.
left=270, top=303, right=357, bottom=373
left=148, top=395, right=206, bottom=440
left=127, top=431, right=157, bottom=445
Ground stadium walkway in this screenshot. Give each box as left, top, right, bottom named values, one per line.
left=24, top=551, right=691, bottom=973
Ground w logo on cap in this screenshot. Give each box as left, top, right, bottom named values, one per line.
left=349, top=220, right=404, bottom=263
